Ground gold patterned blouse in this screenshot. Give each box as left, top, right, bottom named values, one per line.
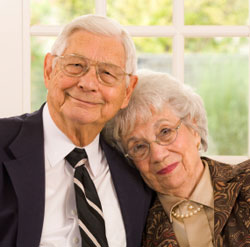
left=158, top=161, right=214, bottom=247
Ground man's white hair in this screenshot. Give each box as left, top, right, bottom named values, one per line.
left=51, top=14, right=137, bottom=77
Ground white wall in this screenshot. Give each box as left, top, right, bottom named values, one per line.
left=0, top=0, right=29, bottom=117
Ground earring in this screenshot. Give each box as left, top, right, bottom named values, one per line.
left=197, top=142, right=201, bottom=150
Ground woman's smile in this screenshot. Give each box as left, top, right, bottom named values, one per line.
left=157, top=161, right=179, bottom=175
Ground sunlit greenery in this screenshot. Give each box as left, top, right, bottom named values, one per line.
left=185, top=51, right=248, bottom=155
left=107, top=0, right=172, bottom=26
left=184, top=0, right=248, bottom=25
left=30, top=0, right=249, bottom=156
left=31, top=0, right=94, bottom=25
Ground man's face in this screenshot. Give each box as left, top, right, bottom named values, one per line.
left=44, top=30, right=137, bottom=130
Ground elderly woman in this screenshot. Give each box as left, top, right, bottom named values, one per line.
left=104, top=69, right=250, bottom=247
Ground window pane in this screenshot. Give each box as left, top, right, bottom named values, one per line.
left=134, top=37, right=172, bottom=72
left=185, top=0, right=248, bottom=25
left=107, top=0, right=172, bottom=25
left=31, top=37, right=56, bottom=111
left=185, top=37, right=249, bottom=156
left=31, top=0, right=94, bottom=25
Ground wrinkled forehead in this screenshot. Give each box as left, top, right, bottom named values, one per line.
left=64, top=29, right=126, bottom=66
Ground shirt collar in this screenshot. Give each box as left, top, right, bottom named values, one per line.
left=189, top=159, right=214, bottom=209
left=83, top=134, right=102, bottom=177
left=158, top=160, right=214, bottom=222
left=43, top=104, right=102, bottom=177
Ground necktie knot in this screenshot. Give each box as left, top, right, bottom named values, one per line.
left=65, top=148, right=88, bottom=169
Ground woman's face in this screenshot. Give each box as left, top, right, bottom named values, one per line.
left=122, top=107, right=204, bottom=197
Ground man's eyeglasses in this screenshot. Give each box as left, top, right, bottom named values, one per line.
left=54, top=54, right=131, bottom=87
left=125, top=120, right=182, bottom=161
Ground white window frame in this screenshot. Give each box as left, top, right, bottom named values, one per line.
left=0, top=0, right=249, bottom=163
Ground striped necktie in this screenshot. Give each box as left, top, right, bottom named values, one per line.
left=65, top=148, right=109, bottom=247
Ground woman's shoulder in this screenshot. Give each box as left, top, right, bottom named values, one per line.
left=234, top=159, right=250, bottom=172
left=234, top=160, right=250, bottom=194
left=203, top=156, right=250, bottom=206
left=202, top=156, right=250, bottom=176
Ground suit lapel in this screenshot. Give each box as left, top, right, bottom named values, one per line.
left=100, top=137, right=152, bottom=247
left=3, top=107, right=45, bottom=246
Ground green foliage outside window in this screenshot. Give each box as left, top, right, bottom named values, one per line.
left=185, top=51, right=248, bottom=155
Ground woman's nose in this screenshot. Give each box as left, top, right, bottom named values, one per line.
left=149, top=141, right=170, bottom=163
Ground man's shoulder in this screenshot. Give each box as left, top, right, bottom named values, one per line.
left=0, top=108, right=43, bottom=146
left=0, top=113, right=29, bottom=139
left=0, top=112, right=29, bottom=125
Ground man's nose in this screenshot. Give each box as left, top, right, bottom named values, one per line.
left=77, top=65, right=99, bottom=91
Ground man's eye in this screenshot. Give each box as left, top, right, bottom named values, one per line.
left=73, top=63, right=82, bottom=67
left=71, top=63, right=85, bottom=69
left=65, top=63, right=84, bottom=74
left=67, top=63, right=82, bottom=66
left=100, top=69, right=116, bottom=78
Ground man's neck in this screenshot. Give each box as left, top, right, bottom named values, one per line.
left=48, top=108, right=104, bottom=147
left=62, top=124, right=102, bottom=147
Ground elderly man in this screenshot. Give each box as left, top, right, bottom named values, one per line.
left=0, top=15, right=152, bottom=247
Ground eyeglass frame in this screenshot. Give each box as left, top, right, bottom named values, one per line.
left=53, top=53, right=131, bottom=87
left=124, top=119, right=182, bottom=161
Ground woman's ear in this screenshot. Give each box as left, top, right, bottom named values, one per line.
left=194, top=129, right=201, bottom=150
left=194, top=131, right=201, bottom=150
left=188, top=118, right=201, bottom=149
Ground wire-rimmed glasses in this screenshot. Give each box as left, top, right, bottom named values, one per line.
left=54, top=54, right=131, bottom=87
left=125, top=120, right=182, bottom=161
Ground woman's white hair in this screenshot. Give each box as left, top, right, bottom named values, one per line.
left=51, top=14, right=137, bottom=76
left=104, top=69, right=208, bottom=153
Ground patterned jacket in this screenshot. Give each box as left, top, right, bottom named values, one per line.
left=142, top=157, right=250, bottom=247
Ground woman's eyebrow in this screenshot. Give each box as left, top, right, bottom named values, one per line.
left=153, top=118, right=172, bottom=129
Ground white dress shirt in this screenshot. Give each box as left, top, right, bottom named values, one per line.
left=40, top=104, right=126, bottom=247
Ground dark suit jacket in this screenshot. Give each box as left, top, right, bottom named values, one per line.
left=0, top=105, right=152, bottom=247
left=142, top=157, right=250, bottom=247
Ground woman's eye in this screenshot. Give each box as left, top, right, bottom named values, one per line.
left=131, top=143, right=148, bottom=154
left=160, top=128, right=171, bottom=136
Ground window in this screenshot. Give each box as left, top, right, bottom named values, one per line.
left=1, top=0, right=249, bottom=163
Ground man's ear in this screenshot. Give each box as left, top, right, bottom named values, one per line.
left=44, top=53, right=54, bottom=89
left=121, top=75, right=138, bottom=109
